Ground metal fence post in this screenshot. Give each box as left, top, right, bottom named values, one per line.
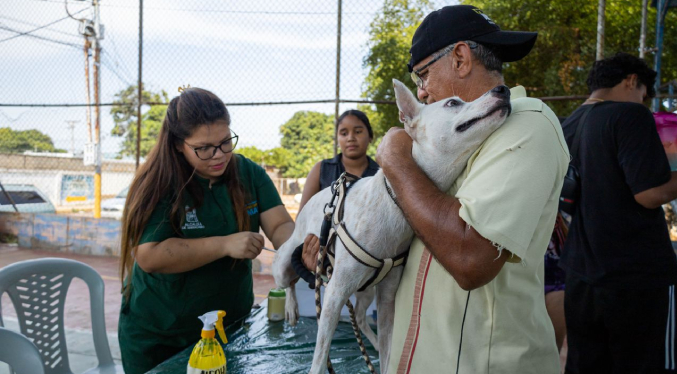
left=333, top=0, right=342, bottom=157
left=136, top=0, right=143, bottom=169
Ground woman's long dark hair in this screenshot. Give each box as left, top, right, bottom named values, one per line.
left=120, top=87, right=249, bottom=296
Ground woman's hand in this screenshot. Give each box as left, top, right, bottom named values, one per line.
left=302, top=234, right=320, bottom=271
left=223, top=232, right=265, bottom=259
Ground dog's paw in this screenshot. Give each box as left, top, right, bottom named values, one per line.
left=285, top=302, right=299, bottom=326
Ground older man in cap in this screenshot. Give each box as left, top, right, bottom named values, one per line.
left=376, top=5, right=567, bottom=373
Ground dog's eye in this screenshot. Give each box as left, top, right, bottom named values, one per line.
left=444, top=99, right=461, bottom=107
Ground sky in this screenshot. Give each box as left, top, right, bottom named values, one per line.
left=1, top=0, right=456, bottom=159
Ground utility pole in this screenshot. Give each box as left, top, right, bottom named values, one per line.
left=92, top=0, right=102, bottom=218
left=69, top=0, right=103, bottom=216
left=653, top=0, right=672, bottom=112
left=65, top=120, right=79, bottom=154
left=640, top=0, right=648, bottom=59
left=84, top=38, right=92, bottom=143
left=596, top=0, right=606, bottom=60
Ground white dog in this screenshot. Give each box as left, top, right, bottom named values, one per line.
left=273, top=79, right=511, bottom=374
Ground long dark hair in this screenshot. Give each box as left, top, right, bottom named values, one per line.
left=120, top=87, right=249, bottom=296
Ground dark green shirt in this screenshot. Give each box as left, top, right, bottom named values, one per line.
left=119, top=155, right=283, bottom=374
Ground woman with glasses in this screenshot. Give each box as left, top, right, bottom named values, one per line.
left=117, top=87, right=294, bottom=374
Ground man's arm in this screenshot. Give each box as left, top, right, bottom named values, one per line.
left=634, top=171, right=677, bottom=209
left=377, top=128, right=508, bottom=290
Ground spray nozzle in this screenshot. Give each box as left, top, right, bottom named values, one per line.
left=198, top=310, right=228, bottom=344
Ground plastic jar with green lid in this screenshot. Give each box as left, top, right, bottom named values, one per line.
left=267, top=288, right=286, bottom=322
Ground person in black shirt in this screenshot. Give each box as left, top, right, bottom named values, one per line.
left=560, top=53, right=677, bottom=373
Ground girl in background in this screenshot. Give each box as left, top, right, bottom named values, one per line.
left=299, top=109, right=378, bottom=211
left=299, top=109, right=378, bottom=270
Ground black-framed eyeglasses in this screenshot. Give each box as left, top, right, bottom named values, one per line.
left=184, top=131, right=239, bottom=160
left=410, top=40, right=478, bottom=89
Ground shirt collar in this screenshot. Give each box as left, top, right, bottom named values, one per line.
left=510, top=85, right=527, bottom=100
left=194, top=174, right=224, bottom=187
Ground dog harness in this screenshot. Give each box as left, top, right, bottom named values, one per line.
left=323, top=172, right=409, bottom=292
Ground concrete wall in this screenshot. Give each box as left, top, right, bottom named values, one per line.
left=1, top=153, right=298, bottom=207
left=1, top=153, right=136, bottom=207
left=0, top=212, right=121, bottom=256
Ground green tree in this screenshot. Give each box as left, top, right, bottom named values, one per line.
left=238, top=146, right=291, bottom=174
left=110, top=85, right=169, bottom=158
left=362, top=0, right=432, bottom=136
left=279, top=111, right=334, bottom=178
left=363, top=0, right=676, bottom=120
left=0, top=127, right=64, bottom=153
left=460, top=0, right=677, bottom=115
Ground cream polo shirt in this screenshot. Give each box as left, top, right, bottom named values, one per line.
left=387, top=86, right=569, bottom=374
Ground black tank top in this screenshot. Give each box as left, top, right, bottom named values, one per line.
left=318, top=153, right=380, bottom=189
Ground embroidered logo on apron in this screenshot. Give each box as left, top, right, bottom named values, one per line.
left=246, top=200, right=259, bottom=216
left=182, top=206, right=205, bottom=230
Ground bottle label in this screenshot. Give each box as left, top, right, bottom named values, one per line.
left=186, top=365, right=226, bottom=374
left=268, top=312, right=284, bottom=321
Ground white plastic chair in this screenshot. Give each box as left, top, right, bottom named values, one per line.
left=0, top=327, right=45, bottom=374
left=0, top=258, right=123, bottom=374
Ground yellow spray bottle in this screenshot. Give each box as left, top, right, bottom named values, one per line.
left=187, top=310, right=227, bottom=374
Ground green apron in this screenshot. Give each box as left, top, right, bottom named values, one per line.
left=118, top=156, right=282, bottom=374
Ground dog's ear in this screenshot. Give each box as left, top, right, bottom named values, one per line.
left=393, top=79, right=422, bottom=125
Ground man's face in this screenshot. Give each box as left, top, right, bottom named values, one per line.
left=412, top=51, right=459, bottom=105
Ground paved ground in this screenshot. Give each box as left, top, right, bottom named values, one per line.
left=0, top=243, right=276, bottom=374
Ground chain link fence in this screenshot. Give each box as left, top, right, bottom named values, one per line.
left=0, top=0, right=449, bottom=216
left=0, top=0, right=675, bottom=218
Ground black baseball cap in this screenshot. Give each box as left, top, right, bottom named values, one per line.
left=408, top=5, right=538, bottom=72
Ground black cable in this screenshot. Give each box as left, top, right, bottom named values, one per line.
left=0, top=25, right=80, bottom=48
left=101, top=52, right=133, bottom=86
left=0, top=7, right=89, bottom=43
left=0, top=15, right=81, bottom=38
left=456, top=290, right=471, bottom=374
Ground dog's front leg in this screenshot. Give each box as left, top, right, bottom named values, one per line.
left=285, top=283, right=299, bottom=326
left=376, top=267, right=404, bottom=374
left=308, top=275, right=354, bottom=374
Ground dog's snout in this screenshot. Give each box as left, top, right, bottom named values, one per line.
left=492, top=85, right=510, bottom=98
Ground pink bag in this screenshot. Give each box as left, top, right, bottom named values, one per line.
left=655, top=112, right=677, bottom=171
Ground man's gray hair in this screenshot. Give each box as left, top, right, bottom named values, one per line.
left=471, top=43, right=503, bottom=74
left=436, top=41, right=503, bottom=74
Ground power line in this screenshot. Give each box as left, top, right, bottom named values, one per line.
left=0, top=7, right=89, bottom=43
left=22, top=0, right=371, bottom=13
left=0, top=15, right=81, bottom=39
left=106, top=33, right=135, bottom=82
left=0, top=24, right=81, bottom=48
left=100, top=52, right=133, bottom=86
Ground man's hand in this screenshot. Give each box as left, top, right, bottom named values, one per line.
left=302, top=234, right=320, bottom=271
left=376, top=127, right=414, bottom=177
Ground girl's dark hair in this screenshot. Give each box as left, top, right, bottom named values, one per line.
left=586, top=52, right=657, bottom=97
left=337, top=109, right=373, bottom=139
left=120, top=87, right=249, bottom=296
